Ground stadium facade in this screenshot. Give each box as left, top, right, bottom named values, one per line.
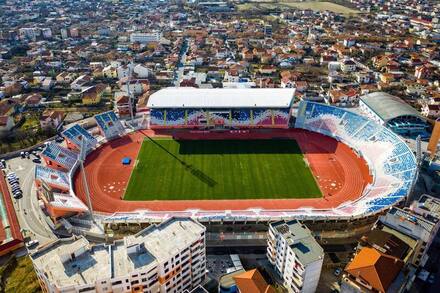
left=147, top=88, right=295, bottom=129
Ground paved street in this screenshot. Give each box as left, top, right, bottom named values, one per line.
left=6, top=156, right=56, bottom=245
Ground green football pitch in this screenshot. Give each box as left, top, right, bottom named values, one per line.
left=123, top=138, right=322, bottom=201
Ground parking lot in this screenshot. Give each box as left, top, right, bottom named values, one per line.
left=2, top=149, right=57, bottom=247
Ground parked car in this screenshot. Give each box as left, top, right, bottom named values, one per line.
left=20, top=152, right=25, bottom=158
left=25, top=240, right=39, bottom=248
left=334, top=268, right=342, bottom=276
left=32, top=158, right=41, bottom=164
left=7, top=172, right=16, bottom=179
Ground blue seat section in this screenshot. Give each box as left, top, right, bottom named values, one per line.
left=392, top=141, right=411, bottom=158
left=166, top=109, right=185, bottom=123
left=231, top=109, right=251, bottom=123
left=150, top=109, right=165, bottom=125
left=94, top=111, right=124, bottom=139
left=352, top=122, right=379, bottom=141
left=367, top=196, right=403, bottom=207
left=35, top=165, right=70, bottom=188
left=62, top=124, right=98, bottom=151
left=42, top=142, right=78, bottom=170
left=295, top=101, right=418, bottom=215
left=341, top=112, right=366, bottom=136
left=304, top=102, right=345, bottom=120
left=390, top=169, right=416, bottom=181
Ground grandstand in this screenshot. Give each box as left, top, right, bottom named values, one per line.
left=296, top=101, right=417, bottom=214
left=94, top=111, right=125, bottom=139
left=62, top=124, right=98, bottom=153
left=148, top=88, right=295, bottom=129
left=34, top=165, right=70, bottom=192
left=41, top=142, right=78, bottom=171
left=38, top=190, right=88, bottom=221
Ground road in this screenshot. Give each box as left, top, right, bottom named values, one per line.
left=6, top=157, right=56, bottom=244
left=174, top=38, right=189, bottom=86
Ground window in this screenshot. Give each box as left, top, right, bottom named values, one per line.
left=147, top=267, right=156, bottom=275
left=78, top=287, right=95, bottom=293
left=111, top=280, right=122, bottom=286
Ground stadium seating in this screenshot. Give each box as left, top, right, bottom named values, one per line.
left=42, top=142, right=78, bottom=170
left=231, top=109, right=251, bottom=124
left=35, top=165, right=70, bottom=189
left=49, top=193, right=88, bottom=211
left=150, top=109, right=165, bottom=125
left=94, top=111, right=125, bottom=139
left=165, top=109, right=185, bottom=126
left=150, top=108, right=291, bottom=127
left=296, top=101, right=417, bottom=214
left=62, top=124, right=98, bottom=152
left=253, top=109, right=273, bottom=126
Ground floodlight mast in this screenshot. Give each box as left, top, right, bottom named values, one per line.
left=79, top=138, right=94, bottom=222
left=126, top=61, right=135, bottom=122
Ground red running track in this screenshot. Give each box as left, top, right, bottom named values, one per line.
left=73, top=129, right=372, bottom=213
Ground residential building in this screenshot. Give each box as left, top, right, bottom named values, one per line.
left=0, top=115, right=15, bottom=137
left=377, top=207, right=440, bottom=267
left=422, top=104, right=440, bottom=118
left=102, top=65, right=118, bottom=79
left=31, top=218, right=206, bottom=293
left=341, top=247, right=404, bottom=293
left=267, top=220, right=324, bottom=293
left=39, top=110, right=64, bottom=130
left=81, top=84, right=109, bottom=105
left=233, top=269, right=275, bottom=293
left=130, top=32, right=162, bottom=43
left=341, top=59, right=357, bottom=73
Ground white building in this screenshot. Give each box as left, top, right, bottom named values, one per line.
left=31, top=218, right=206, bottom=293
left=42, top=28, right=52, bottom=39
left=267, top=220, right=324, bottom=293
left=130, top=32, right=162, bottom=44
left=133, top=64, right=152, bottom=78
left=341, top=59, right=357, bottom=73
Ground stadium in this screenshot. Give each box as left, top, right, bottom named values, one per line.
left=34, top=88, right=418, bottom=225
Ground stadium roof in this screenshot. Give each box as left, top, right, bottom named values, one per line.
left=147, top=88, right=295, bottom=109
left=360, top=92, right=424, bottom=122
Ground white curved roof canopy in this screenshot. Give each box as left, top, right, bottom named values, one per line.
left=147, top=87, right=296, bottom=109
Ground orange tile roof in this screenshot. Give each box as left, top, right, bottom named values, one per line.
left=233, top=269, right=275, bottom=293
left=345, top=247, right=403, bottom=293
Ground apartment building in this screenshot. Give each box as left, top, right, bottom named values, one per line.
left=340, top=198, right=440, bottom=293
left=377, top=206, right=439, bottom=267
left=129, top=32, right=162, bottom=44
left=267, top=220, right=324, bottom=293
left=31, top=218, right=206, bottom=293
